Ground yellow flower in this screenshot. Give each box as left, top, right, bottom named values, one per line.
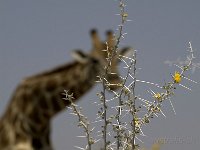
left=134, top=117, right=140, bottom=126
left=153, top=93, right=162, bottom=101
left=173, top=71, right=181, bottom=83
left=122, top=13, right=128, bottom=18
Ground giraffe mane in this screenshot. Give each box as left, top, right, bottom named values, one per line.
left=25, top=62, right=79, bottom=81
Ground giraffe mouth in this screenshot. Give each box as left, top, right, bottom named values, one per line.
left=106, top=74, right=122, bottom=91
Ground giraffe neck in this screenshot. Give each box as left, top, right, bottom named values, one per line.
left=13, top=60, right=99, bottom=124
left=0, top=60, right=100, bottom=149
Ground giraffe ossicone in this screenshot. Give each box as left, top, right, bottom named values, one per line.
left=0, top=29, right=132, bottom=150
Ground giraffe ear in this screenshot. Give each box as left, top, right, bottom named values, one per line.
left=72, top=50, right=90, bottom=64
left=118, top=47, right=133, bottom=63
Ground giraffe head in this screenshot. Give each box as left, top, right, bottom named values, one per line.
left=72, top=29, right=132, bottom=90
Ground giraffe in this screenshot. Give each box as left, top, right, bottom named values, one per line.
left=0, top=29, right=131, bottom=150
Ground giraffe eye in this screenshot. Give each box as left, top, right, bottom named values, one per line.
left=92, top=58, right=99, bottom=64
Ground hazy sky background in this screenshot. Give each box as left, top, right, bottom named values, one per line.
left=1, top=0, right=200, bottom=150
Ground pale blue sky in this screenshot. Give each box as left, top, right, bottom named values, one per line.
left=1, top=0, right=200, bottom=150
